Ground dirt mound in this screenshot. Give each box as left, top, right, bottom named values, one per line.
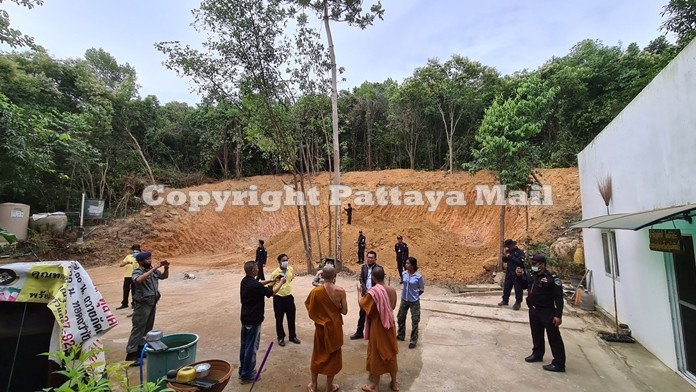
left=84, top=168, right=580, bottom=284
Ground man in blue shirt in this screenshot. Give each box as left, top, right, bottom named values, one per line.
left=396, top=257, right=425, bottom=349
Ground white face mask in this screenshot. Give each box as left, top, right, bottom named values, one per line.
left=531, top=266, right=540, bottom=273
left=281, top=261, right=289, bottom=269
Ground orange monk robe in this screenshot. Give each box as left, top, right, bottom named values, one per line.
left=305, top=285, right=344, bottom=376
left=359, top=293, right=398, bottom=375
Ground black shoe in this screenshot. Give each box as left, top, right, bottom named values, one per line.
left=512, top=302, right=521, bottom=311
left=396, top=336, right=405, bottom=341
left=289, top=337, right=301, bottom=344
left=498, top=301, right=509, bottom=306
left=408, top=342, right=416, bottom=349
left=116, top=305, right=128, bottom=310
left=543, top=364, right=565, bottom=372
left=278, top=338, right=285, bottom=347
left=350, top=333, right=364, bottom=340
left=525, top=354, right=543, bottom=363
left=128, top=360, right=141, bottom=367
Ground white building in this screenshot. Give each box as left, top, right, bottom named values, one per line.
left=575, top=39, right=696, bottom=386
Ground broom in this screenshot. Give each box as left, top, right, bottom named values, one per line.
left=597, top=177, right=634, bottom=343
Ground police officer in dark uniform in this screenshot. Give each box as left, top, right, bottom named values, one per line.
left=355, top=230, right=366, bottom=264
left=344, top=203, right=353, bottom=225
left=515, top=254, right=566, bottom=372
left=499, top=239, right=525, bottom=310
left=255, top=239, right=267, bottom=281
left=394, top=235, right=409, bottom=284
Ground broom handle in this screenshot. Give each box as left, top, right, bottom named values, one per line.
left=250, top=341, right=274, bottom=392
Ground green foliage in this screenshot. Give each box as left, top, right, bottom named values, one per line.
left=42, top=344, right=172, bottom=392
left=470, top=75, right=558, bottom=190
left=0, top=227, right=16, bottom=243
left=0, top=2, right=682, bottom=219
left=661, top=0, right=696, bottom=47
left=0, top=0, right=44, bottom=49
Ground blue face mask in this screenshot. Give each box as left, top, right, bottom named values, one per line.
left=281, top=261, right=289, bottom=269
left=531, top=266, right=540, bottom=273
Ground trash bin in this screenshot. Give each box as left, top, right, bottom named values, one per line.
left=146, top=333, right=199, bottom=383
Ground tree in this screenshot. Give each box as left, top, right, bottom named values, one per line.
left=294, top=0, right=384, bottom=264
left=0, top=0, right=43, bottom=49
left=469, top=75, right=558, bottom=270
left=414, top=55, right=500, bottom=173
left=388, top=77, right=428, bottom=169
left=157, top=0, right=329, bottom=271
left=661, top=0, right=696, bottom=47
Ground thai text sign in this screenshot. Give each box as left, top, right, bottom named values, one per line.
left=0, top=261, right=117, bottom=370
left=649, top=229, right=683, bottom=253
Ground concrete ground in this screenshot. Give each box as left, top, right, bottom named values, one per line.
left=87, top=264, right=695, bottom=392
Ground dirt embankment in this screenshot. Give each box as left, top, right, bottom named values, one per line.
left=85, top=168, right=580, bottom=284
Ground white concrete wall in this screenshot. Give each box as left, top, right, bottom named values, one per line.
left=577, top=39, right=696, bottom=371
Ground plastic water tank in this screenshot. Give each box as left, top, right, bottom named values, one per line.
left=0, top=203, right=30, bottom=241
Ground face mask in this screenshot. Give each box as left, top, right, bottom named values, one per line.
left=281, top=261, right=289, bottom=269
left=531, top=266, right=540, bottom=273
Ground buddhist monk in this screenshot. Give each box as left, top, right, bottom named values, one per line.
left=357, top=265, right=399, bottom=392
left=305, top=265, right=347, bottom=392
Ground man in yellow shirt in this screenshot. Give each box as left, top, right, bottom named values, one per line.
left=269, top=254, right=301, bottom=347
left=118, top=244, right=140, bottom=310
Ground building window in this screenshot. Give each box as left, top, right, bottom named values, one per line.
left=602, top=231, right=620, bottom=277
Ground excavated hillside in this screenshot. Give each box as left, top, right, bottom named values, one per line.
left=88, top=168, right=580, bottom=284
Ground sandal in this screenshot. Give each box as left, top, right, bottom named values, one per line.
left=307, top=383, right=316, bottom=392
left=390, top=380, right=400, bottom=391
left=328, top=383, right=340, bottom=392
left=361, top=385, right=377, bottom=392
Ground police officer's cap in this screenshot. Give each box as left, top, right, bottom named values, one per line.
left=530, top=254, right=547, bottom=264
left=503, top=239, right=517, bottom=248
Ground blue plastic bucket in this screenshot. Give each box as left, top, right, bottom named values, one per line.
left=146, top=333, right=199, bottom=383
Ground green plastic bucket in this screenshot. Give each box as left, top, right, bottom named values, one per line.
left=146, top=333, right=199, bottom=383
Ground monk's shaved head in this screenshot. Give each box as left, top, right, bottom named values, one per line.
left=322, top=265, right=336, bottom=281
left=372, top=266, right=385, bottom=283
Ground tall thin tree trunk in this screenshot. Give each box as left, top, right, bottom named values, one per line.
left=293, top=173, right=310, bottom=271
left=323, top=3, right=341, bottom=262
left=235, top=123, right=243, bottom=179
left=125, top=126, right=155, bottom=184
left=302, top=143, right=323, bottom=263
left=498, top=203, right=506, bottom=271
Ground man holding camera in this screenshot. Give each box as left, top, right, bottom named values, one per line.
left=124, top=252, right=169, bottom=364
left=498, top=239, right=526, bottom=310
left=239, top=260, right=286, bottom=384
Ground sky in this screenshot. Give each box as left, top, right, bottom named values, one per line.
left=2, top=0, right=670, bottom=105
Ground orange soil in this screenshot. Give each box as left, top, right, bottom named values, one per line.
left=88, top=168, right=580, bottom=285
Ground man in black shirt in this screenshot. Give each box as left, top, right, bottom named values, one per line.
left=350, top=250, right=380, bottom=340
left=344, top=203, right=353, bottom=225
left=255, top=239, right=268, bottom=281
left=239, top=260, right=286, bottom=384
left=499, top=239, right=526, bottom=310
left=394, top=235, right=409, bottom=284
left=355, top=231, right=366, bottom=264
left=516, top=254, right=566, bottom=372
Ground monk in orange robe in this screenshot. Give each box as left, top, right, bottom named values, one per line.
left=357, top=265, right=400, bottom=392
left=305, top=265, right=347, bottom=392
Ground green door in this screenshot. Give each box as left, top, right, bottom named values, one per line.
left=674, top=235, right=696, bottom=375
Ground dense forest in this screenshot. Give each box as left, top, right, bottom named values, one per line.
left=0, top=0, right=693, bottom=215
